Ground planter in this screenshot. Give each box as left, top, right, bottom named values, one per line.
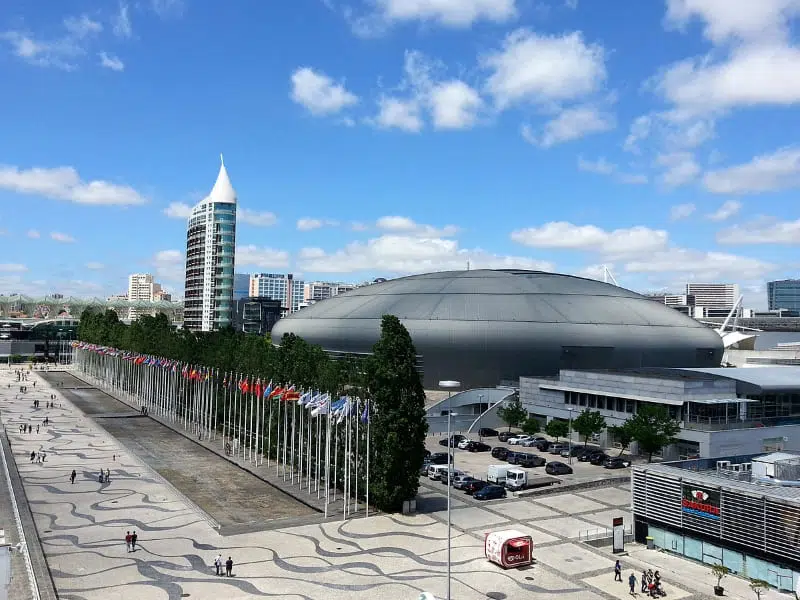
left=714, top=585, right=724, bottom=596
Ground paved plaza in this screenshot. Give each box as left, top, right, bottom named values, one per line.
left=0, top=366, right=790, bottom=600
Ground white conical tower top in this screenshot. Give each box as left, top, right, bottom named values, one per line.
left=206, top=153, right=237, bottom=204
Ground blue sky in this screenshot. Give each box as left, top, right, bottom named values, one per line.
left=1, top=0, right=799, bottom=308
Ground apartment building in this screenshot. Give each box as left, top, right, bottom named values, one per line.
left=250, top=273, right=305, bottom=314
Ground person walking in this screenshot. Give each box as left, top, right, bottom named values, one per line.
left=214, top=554, right=222, bottom=576
left=70, top=470, right=76, bottom=484
left=629, top=572, right=637, bottom=596
left=641, top=569, right=648, bottom=593
left=105, top=468, right=110, bottom=483
left=225, top=556, right=233, bottom=577
left=29, top=451, right=35, bottom=462
left=131, top=531, right=138, bottom=552
left=614, top=560, right=622, bottom=582
left=125, top=531, right=132, bottom=552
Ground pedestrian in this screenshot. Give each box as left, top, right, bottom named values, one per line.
left=225, top=556, right=233, bottom=577
left=641, top=570, right=648, bottom=593
left=214, top=554, right=222, bottom=576
left=614, top=560, right=622, bottom=582
left=105, top=468, right=110, bottom=482
left=27, top=424, right=31, bottom=434
left=629, top=573, right=637, bottom=595
left=125, top=531, right=132, bottom=552
left=70, top=470, right=76, bottom=484
left=131, top=531, right=138, bottom=552
left=29, top=450, right=34, bottom=462
left=41, top=452, right=46, bottom=462
left=112, top=454, right=116, bottom=461
left=36, top=424, right=39, bottom=434
left=99, top=470, right=104, bottom=483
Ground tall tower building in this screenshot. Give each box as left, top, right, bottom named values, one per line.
left=183, top=156, right=237, bottom=332
left=128, top=273, right=162, bottom=320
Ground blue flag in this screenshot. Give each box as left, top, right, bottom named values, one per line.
left=360, top=400, right=369, bottom=424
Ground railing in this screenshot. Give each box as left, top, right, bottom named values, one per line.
left=579, top=524, right=633, bottom=542
left=0, top=427, right=41, bottom=600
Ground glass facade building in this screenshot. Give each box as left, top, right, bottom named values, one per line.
left=183, top=157, right=237, bottom=332
left=768, top=280, right=800, bottom=311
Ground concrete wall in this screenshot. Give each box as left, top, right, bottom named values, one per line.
left=707, top=424, right=800, bottom=456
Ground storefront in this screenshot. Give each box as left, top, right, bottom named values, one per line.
left=632, top=455, right=800, bottom=592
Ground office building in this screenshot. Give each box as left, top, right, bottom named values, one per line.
left=128, top=273, right=164, bottom=320
left=233, top=273, right=250, bottom=300
left=249, top=273, right=304, bottom=314
left=183, top=156, right=237, bottom=332
left=303, top=281, right=355, bottom=304
left=232, top=297, right=283, bottom=335
left=685, top=283, right=739, bottom=311
left=768, top=280, right=800, bottom=312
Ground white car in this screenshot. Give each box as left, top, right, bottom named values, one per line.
left=457, top=438, right=473, bottom=450
left=507, top=435, right=532, bottom=445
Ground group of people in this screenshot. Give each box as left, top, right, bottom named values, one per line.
left=615, top=561, right=665, bottom=597
left=98, top=468, right=111, bottom=483
left=213, top=554, right=234, bottom=577
left=125, top=531, right=138, bottom=552
left=30, top=450, right=47, bottom=463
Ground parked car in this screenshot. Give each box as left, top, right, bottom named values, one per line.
left=457, top=438, right=473, bottom=450
left=428, top=465, right=449, bottom=480
left=589, top=452, right=610, bottom=466
left=604, top=457, right=631, bottom=469
left=520, top=436, right=546, bottom=447
left=505, top=451, right=523, bottom=465
left=518, top=454, right=546, bottom=468
left=490, top=447, right=509, bottom=460
left=545, top=461, right=573, bottom=475
left=420, top=459, right=432, bottom=475
left=429, top=452, right=452, bottom=465
left=439, top=434, right=466, bottom=448
left=533, top=439, right=551, bottom=452
left=466, top=441, right=491, bottom=452
left=463, top=480, right=488, bottom=495
left=548, top=444, right=567, bottom=454
left=474, top=484, right=507, bottom=500
left=453, top=475, right=477, bottom=489
left=560, top=446, right=589, bottom=458
left=578, top=449, right=605, bottom=462
left=508, top=435, right=532, bottom=446
left=478, top=428, right=499, bottom=438
left=498, top=431, right=516, bottom=442
left=440, top=469, right=465, bottom=485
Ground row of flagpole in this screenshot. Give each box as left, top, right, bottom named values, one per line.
left=72, top=342, right=371, bottom=519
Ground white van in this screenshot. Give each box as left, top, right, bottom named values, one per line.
left=428, top=464, right=449, bottom=481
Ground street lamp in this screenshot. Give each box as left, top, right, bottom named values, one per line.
left=477, top=394, right=484, bottom=439
left=567, top=408, right=575, bottom=465
left=439, top=379, right=461, bottom=600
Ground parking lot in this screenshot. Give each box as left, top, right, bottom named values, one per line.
left=423, top=430, right=633, bottom=493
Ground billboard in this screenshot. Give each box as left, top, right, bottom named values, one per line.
left=681, top=484, right=720, bottom=520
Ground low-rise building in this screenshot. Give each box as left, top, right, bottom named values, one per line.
left=232, top=297, right=283, bottom=336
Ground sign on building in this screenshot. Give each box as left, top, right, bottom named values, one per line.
left=681, top=484, right=720, bottom=520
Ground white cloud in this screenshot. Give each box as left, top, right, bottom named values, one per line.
left=703, top=147, right=800, bottom=194
left=482, top=30, right=606, bottom=109
left=351, top=221, right=369, bottom=231
left=0, top=31, right=83, bottom=71
left=297, top=234, right=553, bottom=274
left=297, top=218, right=339, bottom=231
left=290, top=67, right=358, bottom=116
left=113, top=3, right=133, bottom=38
left=152, top=249, right=184, bottom=282
left=623, top=115, right=652, bottom=153
left=376, top=215, right=458, bottom=237
left=510, top=222, right=669, bottom=257
left=85, top=261, right=105, bottom=270
left=670, top=202, right=696, bottom=220
left=0, top=164, right=147, bottom=205
left=50, top=232, right=75, bottom=243
left=99, top=52, right=124, bottom=71
left=150, top=0, right=185, bottom=18
left=707, top=199, right=742, bottom=221
left=163, top=202, right=192, bottom=219
left=618, top=173, right=649, bottom=185
left=656, top=151, right=701, bottom=187
left=527, top=105, right=614, bottom=147
left=717, top=217, right=800, bottom=245
left=26, top=229, right=40, bottom=239
left=373, top=96, right=423, bottom=132
left=429, top=80, right=483, bottom=130
left=236, top=245, right=290, bottom=269
left=238, top=209, right=278, bottom=227
left=0, top=263, right=27, bottom=273
left=578, top=157, right=616, bottom=175
left=363, top=0, right=517, bottom=29
left=624, top=248, right=775, bottom=281
left=63, top=15, right=103, bottom=39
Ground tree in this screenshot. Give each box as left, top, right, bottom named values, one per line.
left=609, top=422, right=634, bottom=456
left=365, top=315, right=428, bottom=512
left=750, top=579, right=769, bottom=600
left=521, top=417, right=541, bottom=436
left=545, top=419, right=569, bottom=441
left=626, top=404, right=681, bottom=462
left=497, top=397, right=527, bottom=431
left=571, top=410, right=606, bottom=445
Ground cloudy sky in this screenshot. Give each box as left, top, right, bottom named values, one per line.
left=1, top=0, right=799, bottom=308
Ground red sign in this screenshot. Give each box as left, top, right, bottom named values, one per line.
left=503, top=539, right=531, bottom=567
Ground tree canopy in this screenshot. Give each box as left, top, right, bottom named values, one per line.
left=521, top=417, right=541, bottom=436
left=571, top=410, right=606, bottom=446
left=545, top=419, right=569, bottom=441
left=497, top=397, right=527, bottom=430
left=626, top=404, right=681, bottom=462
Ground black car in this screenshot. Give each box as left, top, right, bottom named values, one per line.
left=479, top=428, right=499, bottom=437
left=578, top=449, right=605, bottom=462
left=545, top=461, right=573, bottom=475
left=506, top=451, right=523, bottom=465
left=498, top=431, right=516, bottom=442
left=429, top=452, right=452, bottom=465
left=491, top=447, right=509, bottom=460
left=439, top=434, right=466, bottom=448
left=518, top=454, right=546, bottom=468
left=533, top=439, right=551, bottom=452
left=474, top=484, right=507, bottom=500
left=508, top=452, right=536, bottom=465
left=604, top=457, right=631, bottom=469
left=589, top=452, right=610, bottom=466
left=463, top=480, right=489, bottom=495
left=466, top=441, right=491, bottom=452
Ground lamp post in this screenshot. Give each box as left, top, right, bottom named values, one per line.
left=439, top=379, right=461, bottom=600
left=477, top=394, right=484, bottom=439
left=568, top=408, right=574, bottom=465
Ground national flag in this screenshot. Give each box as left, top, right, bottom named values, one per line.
left=240, top=377, right=250, bottom=394
left=311, top=394, right=331, bottom=417
left=268, top=386, right=284, bottom=400
left=182, top=364, right=189, bottom=378
left=254, top=378, right=262, bottom=398
left=262, top=381, right=273, bottom=398
left=283, top=386, right=300, bottom=402
left=361, top=399, right=370, bottom=424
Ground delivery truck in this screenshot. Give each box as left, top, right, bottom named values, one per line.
left=487, top=464, right=510, bottom=484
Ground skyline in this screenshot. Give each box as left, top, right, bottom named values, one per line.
left=1, top=1, right=799, bottom=309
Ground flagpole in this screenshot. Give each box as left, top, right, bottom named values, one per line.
left=275, top=392, right=281, bottom=476
left=316, top=408, right=322, bottom=497
left=355, top=397, right=359, bottom=514
left=366, top=400, right=370, bottom=518
left=267, top=391, right=273, bottom=468
left=282, top=392, right=288, bottom=480
left=324, top=395, right=331, bottom=519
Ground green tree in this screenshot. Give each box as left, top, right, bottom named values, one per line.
left=521, top=417, right=541, bottom=436
left=545, top=419, right=569, bottom=441
left=608, top=422, right=634, bottom=456
left=571, top=410, right=606, bottom=446
left=627, top=404, right=681, bottom=462
left=497, top=397, right=527, bottom=431
left=365, top=315, right=428, bottom=512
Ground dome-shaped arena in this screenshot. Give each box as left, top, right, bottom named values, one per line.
left=271, top=270, right=724, bottom=389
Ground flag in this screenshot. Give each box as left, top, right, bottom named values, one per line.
left=240, top=378, right=250, bottom=394
left=254, top=378, right=262, bottom=398
left=268, top=386, right=284, bottom=400
left=361, top=399, right=369, bottom=424
left=262, top=381, right=272, bottom=398
left=311, top=394, right=330, bottom=417
left=283, top=386, right=300, bottom=402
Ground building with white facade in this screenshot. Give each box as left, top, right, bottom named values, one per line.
left=303, top=281, right=355, bottom=304
left=686, top=283, right=739, bottom=311
left=183, top=156, right=237, bottom=332
left=250, top=273, right=304, bottom=314
left=127, top=273, right=164, bottom=320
